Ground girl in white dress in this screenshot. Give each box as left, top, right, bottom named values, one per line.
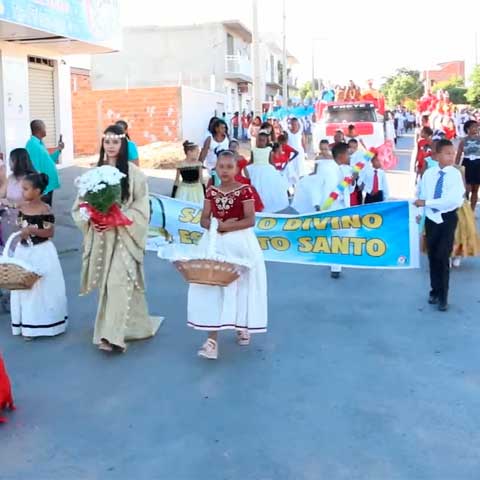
left=188, top=151, right=268, bottom=360
left=10, top=173, right=67, bottom=339
left=246, top=132, right=289, bottom=213
left=198, top=119, right=230, bottom=176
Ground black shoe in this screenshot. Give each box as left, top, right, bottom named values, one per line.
left=428, top=294, right=439, bottom=305
left=330, top=271, right=340, bottom=279
left=438, top=301, right=449, bottom=312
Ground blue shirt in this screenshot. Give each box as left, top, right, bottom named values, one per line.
left=25, top=136, right=60, bottom=194
left=128, top=140, right=139, bottom=162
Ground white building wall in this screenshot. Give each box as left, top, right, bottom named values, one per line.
left=0, top=41, right=74, bottom=167
left=180, top=86, right=225, bottom=145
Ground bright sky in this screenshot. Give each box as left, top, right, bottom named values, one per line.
left=121, top=0, right=478, bottom=87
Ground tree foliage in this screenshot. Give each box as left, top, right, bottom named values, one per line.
left=466, top=65, right=480, bottom=108
left=299, top=79, right=320, bottom=100
left=432, top=76, right=467, bottom=104
left=381, top=68, right=424, bottom=107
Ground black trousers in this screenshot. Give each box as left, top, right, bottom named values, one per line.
left=41, top=191, right=53, bottom=206
left=425, top=210, right=458, bottom=302
left=365, top=191, right=384, bottom=204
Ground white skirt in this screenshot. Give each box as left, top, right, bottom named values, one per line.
left=291, top=174, right=323, bottom=214
left=175, top=182, right=204, bottom=205
left=187, top=228, right=268, bottom=333
left=11, top=241, right=68, bottom=337
left=246, top=164, right=289, bottom=213
left=291, top=149, right=307, bottom=178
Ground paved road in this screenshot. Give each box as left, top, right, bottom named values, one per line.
left=1, top=138, right=480, bottom=480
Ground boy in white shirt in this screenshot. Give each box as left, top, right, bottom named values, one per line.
left=360, top=154, right=389, bottom=203
left=326, top=143, right=351, bottom=278
left=414, top=139, right=465, bottom=311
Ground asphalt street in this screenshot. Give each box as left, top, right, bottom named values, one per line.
left=1, top=134, right=480, bottom=480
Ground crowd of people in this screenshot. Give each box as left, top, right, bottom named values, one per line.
left=1, top=91, right=480, bottom=417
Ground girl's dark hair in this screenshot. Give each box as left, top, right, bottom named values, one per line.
left=183, top=140, right=198, bottom=154
left=277, top=133, right=288, bottom=143
left=10, top=148, right=35, bottom=178
left=320, top=139, right=330, bottom=145
left=464, top=120, right=478, bottom=134
left=98, top=124, right=130, bottom=202
left=229, top=139, right=239, bottom=148
left=211, top=119, right=229, bottom=136
left=115, top=120, right=131, bottom=140
left=24, top=172, right=49, bottom=194
left=207, top=116, right=219, bottom=134
left=272, top=142, right=280, bottom=151
left=216, top=150, right=235, bottom=162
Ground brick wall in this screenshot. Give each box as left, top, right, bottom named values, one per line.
left=71, top=69, right=181, bottom=156
left=424, top=61, right=465, bottom=84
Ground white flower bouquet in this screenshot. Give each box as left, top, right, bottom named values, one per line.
left=75, top=165, right=133, bottom=227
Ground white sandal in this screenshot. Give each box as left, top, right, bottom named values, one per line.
left=236, top=330, right=250, bottom=346
left=198, top=338, right=218, bottom=360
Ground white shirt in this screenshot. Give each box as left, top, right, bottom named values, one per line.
left=419, top=165, right=464, bottom=224
left=291, top=159, right=346, bottom=213
left=360, top=167, right=389, bottom=198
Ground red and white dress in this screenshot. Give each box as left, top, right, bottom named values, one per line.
left=187, top=185, right=268, bottom=333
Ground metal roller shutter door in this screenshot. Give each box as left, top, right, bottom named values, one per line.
left=28, top=65, right=57, bottom=148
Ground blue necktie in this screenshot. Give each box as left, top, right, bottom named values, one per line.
left=432, top=170, right=445, bottom=212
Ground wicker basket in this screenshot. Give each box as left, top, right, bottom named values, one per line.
left=173, top=259, right=242, bottom=286
left=0, top=233, right=41, bottom=290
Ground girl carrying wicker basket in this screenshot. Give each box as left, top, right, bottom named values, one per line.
left=187, top=150, right=268, bottom=360
left=10, top=173, right=68, bottom=339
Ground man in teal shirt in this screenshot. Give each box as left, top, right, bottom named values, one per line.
left=26, top=120, right=64, bottom=205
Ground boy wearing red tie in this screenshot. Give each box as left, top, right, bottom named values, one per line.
left=414, top=139, right=465, bottom=311
left=360, top=154, right=389, bottom=203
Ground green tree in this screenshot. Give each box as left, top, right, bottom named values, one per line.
left=381, top=68, right=424, bottom=107
left=432, top=76, right=467, bottom=104
left=466, top=65, right=480, bottom=107
left=299, top=80, right=319, bottom=101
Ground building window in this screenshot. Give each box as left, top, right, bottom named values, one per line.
left=28, top=56, right=54, bottom=68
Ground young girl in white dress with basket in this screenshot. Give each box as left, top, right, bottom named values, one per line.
left=9, top=173, right=67, bottom=339
left=187, top=151, right=268, bottom=360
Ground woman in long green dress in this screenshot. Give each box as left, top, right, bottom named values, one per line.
left=72, top=124, right=161, bottom=352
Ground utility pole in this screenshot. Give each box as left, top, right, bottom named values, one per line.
left=282, top=0, right=288, bottom=107
left=252, top=0, right=262, bottom=116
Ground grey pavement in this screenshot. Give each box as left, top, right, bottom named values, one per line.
left=1, top=138, right=480, bottom=480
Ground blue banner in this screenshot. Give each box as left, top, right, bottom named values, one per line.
left=0, top=1, right=120, bottom=48
left=148, top=196, right=420, bottom=269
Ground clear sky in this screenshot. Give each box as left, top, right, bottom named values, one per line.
left=121, top=0, right=478, bottom=88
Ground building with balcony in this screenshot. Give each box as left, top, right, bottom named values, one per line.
left=90, top=21, right=253, bottom=117
left=0, top=1, right=120, bottom=165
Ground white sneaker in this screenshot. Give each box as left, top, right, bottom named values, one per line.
left=198, top=338, right=218, bottom=360
left=452, top=257, right=461, bottom=268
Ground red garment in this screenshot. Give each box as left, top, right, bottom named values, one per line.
left=416, top=138, right=432, bottom=172
left=0, top=354, right=15, bottom=423
left=443, top=126, right=456, bottom=140
left=272, top=144, right=295, bottom=170
left=232, top=116, right=239, bottom=127
left=206, top=184, right=255, bottom=220
left=350, top=188, right=362, bottom=206
left=236, top=156, right=249, bottom=173
left=234, top=175, right=264, bottom=212
left=372, top=170, right=379, bottom=194
left=241, top=116, right=249, bottom=128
